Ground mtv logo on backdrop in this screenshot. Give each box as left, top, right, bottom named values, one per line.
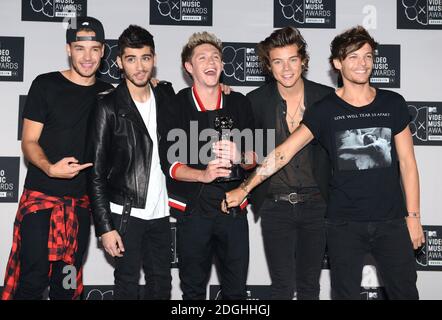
left=274, top=0, right=336, bottom=28
left=0, top=37, right=24, bottom=82
left=222, top=43, right=266, bottom=87
left=0, top=157, right=20, bottom=203
left=97, top=40, right=123, bottom=84
left=408, top=102, right=442, bottom=145
left=150, top=0, right=213, bottom=26
left=83, top=286, right=114, bottom=300
left=415, top=226, right=442, bottom=271
left=360, top=287, right=387, bottom=300
left=397, top=0, right=442, bottom=29
left=370, top=45, right=400, bottom=88
left=209, top=285, right=271, bottom=300
left=22, top=0, right=87, bottom=22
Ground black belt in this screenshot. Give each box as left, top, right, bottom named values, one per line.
left=268, top=192, right=322, bottom=204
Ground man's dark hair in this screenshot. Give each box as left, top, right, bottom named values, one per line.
left=118, top=25, right=155, bottom=56
left=257, top=26, right=310, bottom=73
left=329, top=25, right=377, bottom=72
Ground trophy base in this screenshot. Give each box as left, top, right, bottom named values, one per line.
left=216, top=164, right=245, bottom=183
left=216, top=176, right=242, bottom=183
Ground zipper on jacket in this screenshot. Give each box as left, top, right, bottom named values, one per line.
left=129, top=122, right=139, bottom=205
left=143, top=134, right=153, bottom=207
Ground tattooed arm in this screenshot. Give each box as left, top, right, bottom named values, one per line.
left=223, top=124, right=315, bottom=211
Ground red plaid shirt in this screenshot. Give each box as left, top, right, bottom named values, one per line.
left=1, top=189, right=90, bottom=300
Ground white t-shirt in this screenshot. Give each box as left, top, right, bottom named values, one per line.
left=110, top=86, right=169, bottom=220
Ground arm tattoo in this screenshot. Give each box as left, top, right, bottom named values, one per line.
left=240, top=149, right=288, bottom=193
left=257, top=150, right=287, bottom=176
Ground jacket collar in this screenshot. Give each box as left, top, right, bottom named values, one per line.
left=115, top=80, right=153, bottom=137
left=190, top=85, right=224, bottom=112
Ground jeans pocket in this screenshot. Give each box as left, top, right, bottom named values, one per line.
left=325, top=219, right=348, bottom=227
left=259, top=198, right=278, bottom=215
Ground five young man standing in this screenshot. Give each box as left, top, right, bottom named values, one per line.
left=1, top=14, right=424, bottom=300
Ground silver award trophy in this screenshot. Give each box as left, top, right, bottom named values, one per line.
left=214, top=115, right=245, bottom=183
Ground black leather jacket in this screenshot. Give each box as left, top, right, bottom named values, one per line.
left=86, top=81, right=175, bottom=236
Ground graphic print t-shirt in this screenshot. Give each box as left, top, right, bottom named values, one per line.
left=302, top=89, right=411, bottom=221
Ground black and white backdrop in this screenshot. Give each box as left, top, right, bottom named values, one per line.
left=1, top=0, right=441, bottom=300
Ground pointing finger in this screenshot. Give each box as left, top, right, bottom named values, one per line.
left=78, top=162, right=93, bottom=170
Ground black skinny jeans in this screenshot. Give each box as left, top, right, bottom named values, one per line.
left=259, top=198, right=326, bottom=300
left=111, top=214, right=172, bottom=300
left=326, top=217, right=418, bottom=300
left=176, top=214, right=249, bottom=300
left=14, top=207, right=90, bottom=300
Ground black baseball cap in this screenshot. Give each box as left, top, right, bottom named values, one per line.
left=66, top=16, right=105, bottom=44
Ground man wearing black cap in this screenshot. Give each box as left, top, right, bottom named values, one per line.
left=2, top=16, right=112, bottom=300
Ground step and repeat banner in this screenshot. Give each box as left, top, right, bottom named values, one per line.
left=1, top=0, right=441, bottom=300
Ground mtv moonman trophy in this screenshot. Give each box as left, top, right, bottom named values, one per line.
left=214, top=115, right=245, bottom=183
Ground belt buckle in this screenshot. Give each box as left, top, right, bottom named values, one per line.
left=288, top=192, right=298, bottom=204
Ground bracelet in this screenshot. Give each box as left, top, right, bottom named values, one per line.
left=407, top=212, right=420, bottom=218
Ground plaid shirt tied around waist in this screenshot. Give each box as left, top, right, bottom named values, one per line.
left=1, top=189, right=90, bottom=300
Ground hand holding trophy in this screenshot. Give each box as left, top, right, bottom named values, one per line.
left=213, top=115, right=245, bottom=183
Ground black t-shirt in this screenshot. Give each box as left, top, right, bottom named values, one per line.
left=302, top=89, right=410, bottom=221
left=22, top=72, right=113, bottom=197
